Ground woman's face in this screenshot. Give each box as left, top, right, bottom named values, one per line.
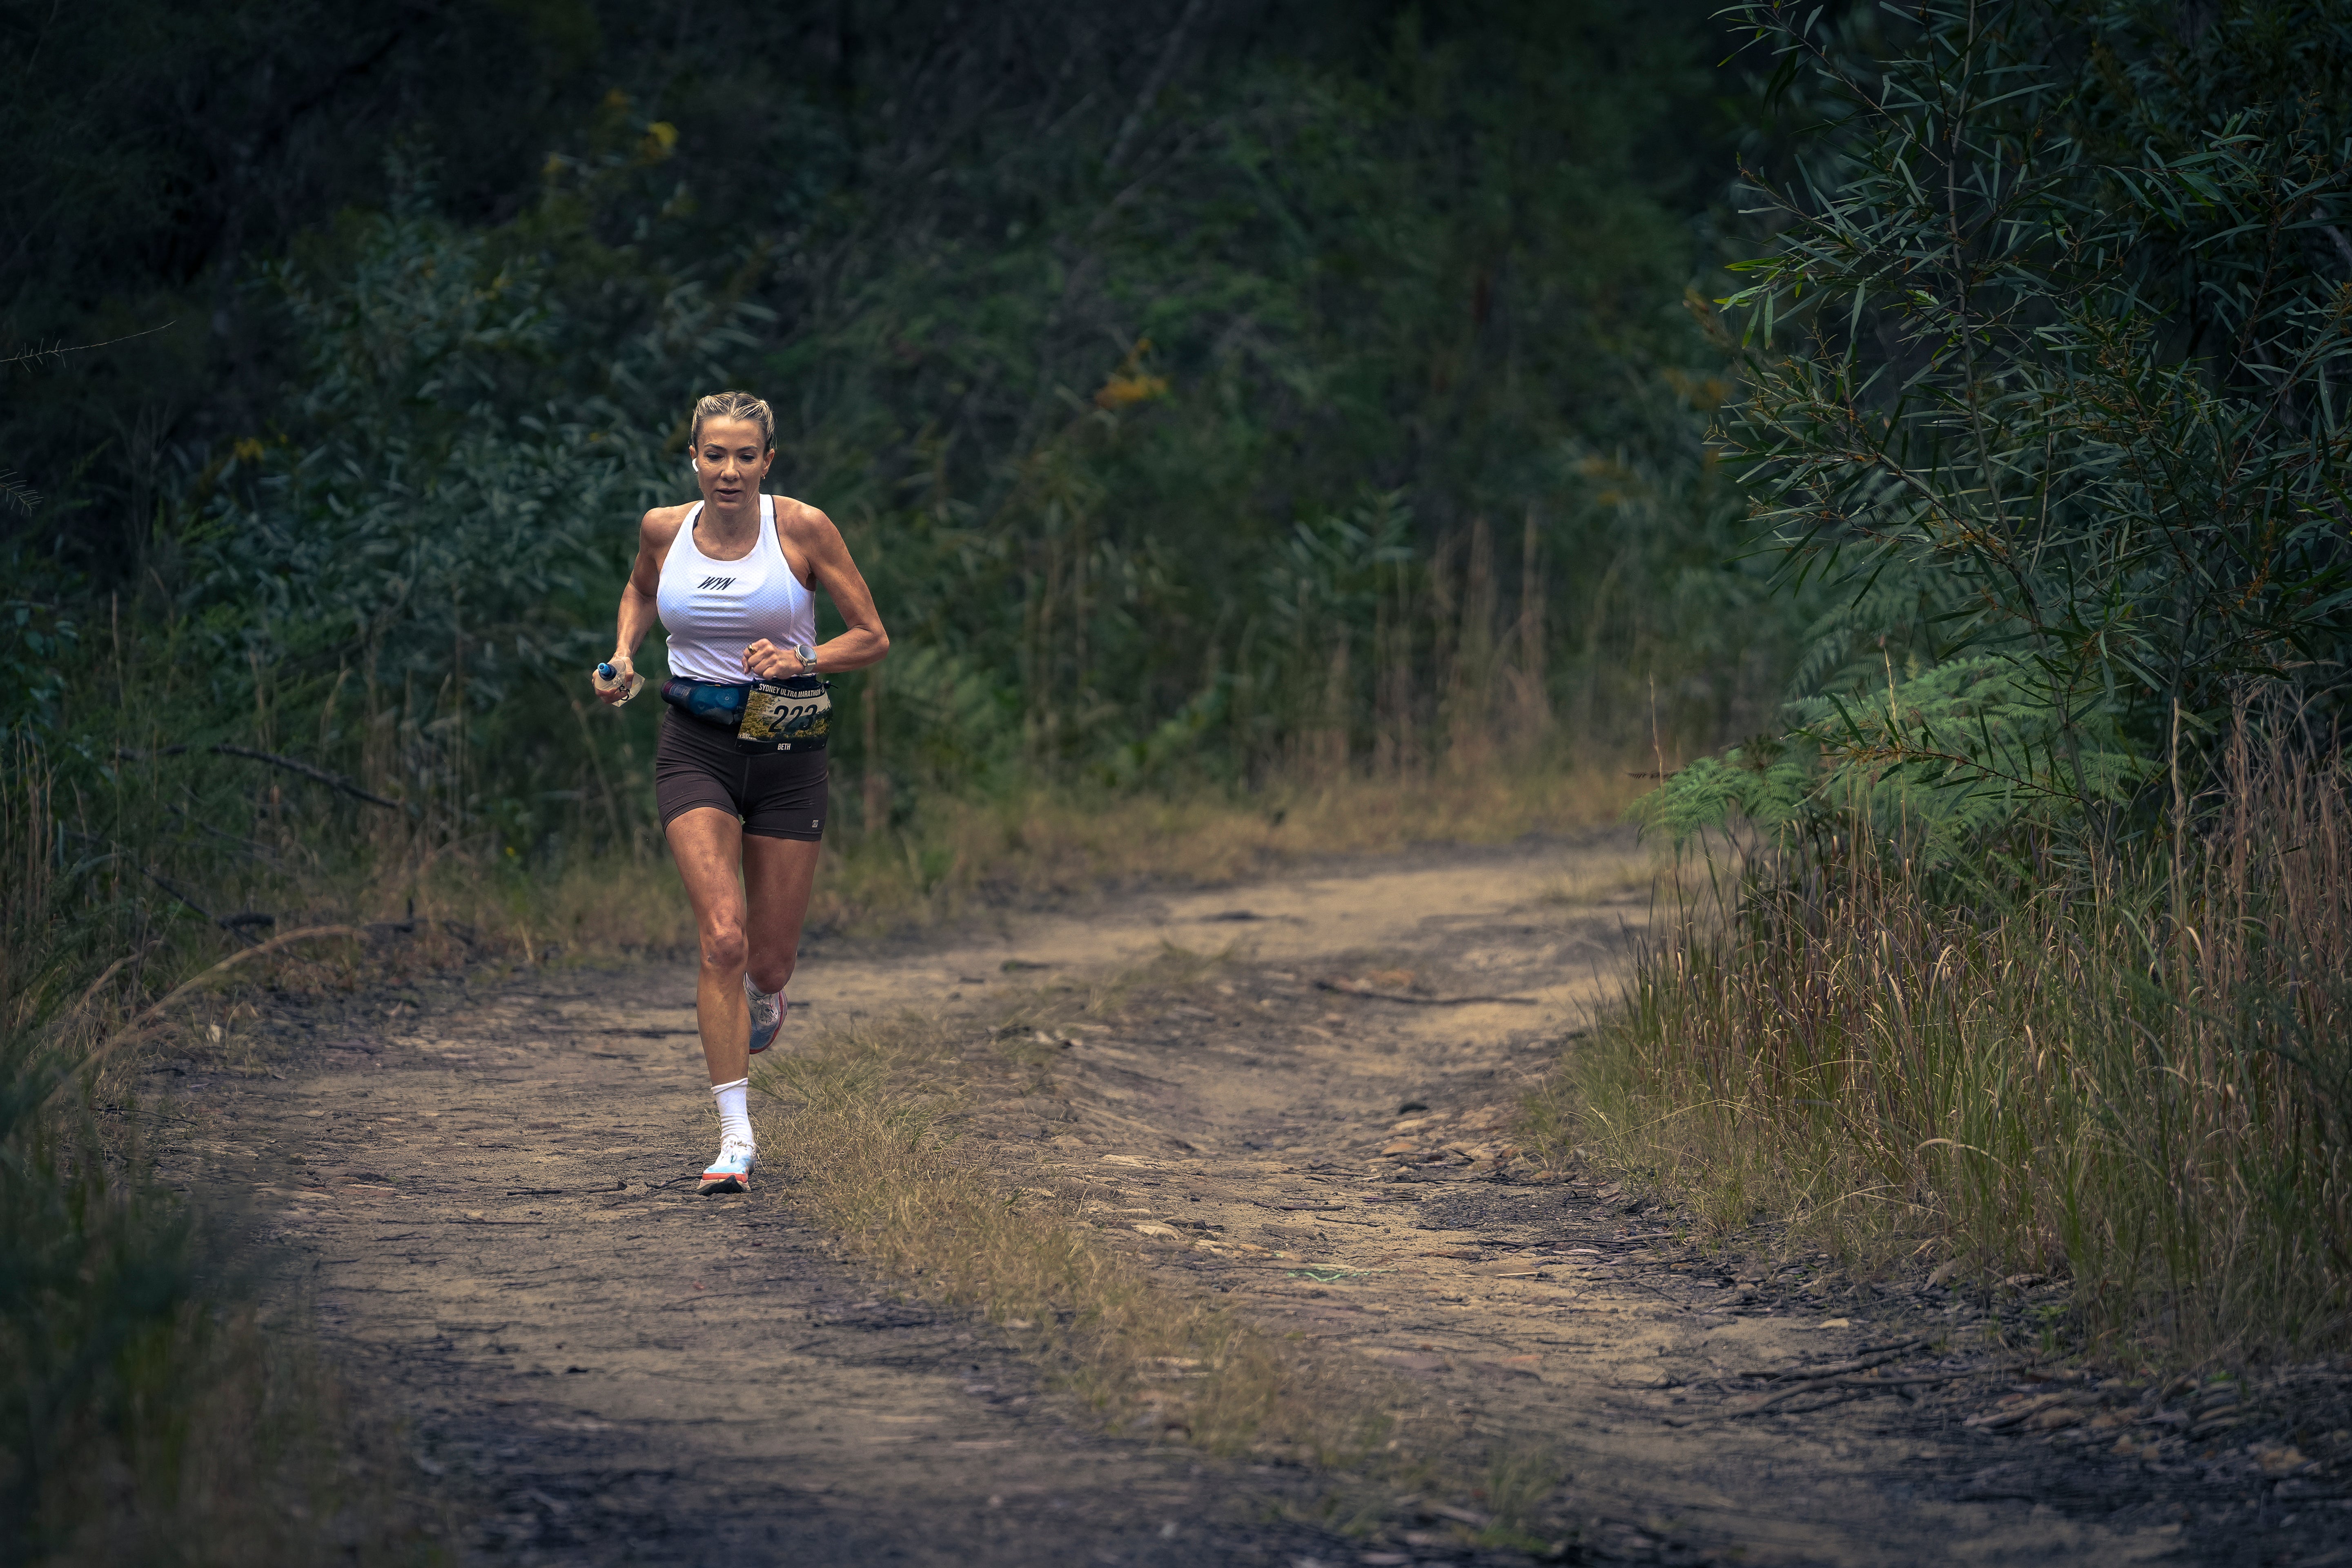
left=693, top=416, right=773, bottom=508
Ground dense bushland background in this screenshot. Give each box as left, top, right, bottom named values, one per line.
left=6, top=0, right=1774, bottom=865
left=3, top=3, right=1766, bottom=1558
left=1552, top=0, right=2352, bottom=1366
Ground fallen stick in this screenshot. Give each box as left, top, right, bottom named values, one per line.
left=132, top=860, right=254, bottom=942
left=1709, top=1365, right=2016, bottom=1419
left=118, top=743, right=404, bottom=811
left=1078, top=1102, right=1198, bottom=1149
left=1732, top=1336, right=1931, bottom=1382
left=1734, top=1368, right=1992, bottom=1415
left=1964, top=1388, right=2080, bottom=1430
left=66, top=829, right=261, bottom=946
left=211, top=745, right=404, bottom=811
left=1314, top=979, right=1538, bottom=1007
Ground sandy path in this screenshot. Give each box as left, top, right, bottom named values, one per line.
left=203, top=833, right=2232, bottom=1564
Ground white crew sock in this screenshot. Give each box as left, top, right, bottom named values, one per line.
left=711, top=1077, right=752, bottom=1147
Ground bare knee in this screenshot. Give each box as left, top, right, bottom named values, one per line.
left=746, top=949, right=796, bottom=994
left=700, top=924, right=748, bottom=975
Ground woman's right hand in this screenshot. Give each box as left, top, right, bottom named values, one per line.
left=593, top=654, right=642, bottom=706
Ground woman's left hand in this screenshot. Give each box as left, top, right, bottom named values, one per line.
left=743, top=639, right=809, bottom=678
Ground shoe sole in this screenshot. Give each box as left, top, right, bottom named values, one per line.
left=746, top=986, right=787, bottom=1056
left=697, top=1172, right=751, bottom=1195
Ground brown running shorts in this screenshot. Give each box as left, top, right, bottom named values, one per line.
left=653, top=707, right=828, bottom=841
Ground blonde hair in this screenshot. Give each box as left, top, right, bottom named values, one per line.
left=690, top=390, right=774, bottom=449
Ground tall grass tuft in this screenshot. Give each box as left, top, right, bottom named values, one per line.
left=0, top=739, right=450, bottom=1564
left=1537, top=725, right=2352, bottom=1363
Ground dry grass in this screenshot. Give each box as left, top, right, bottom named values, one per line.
left=1529, top=724, right=2352, bottom=1365
left=746, top=957, right=1393, bottom=1466
left=138, top=760, right=1640, bottom=975
left=242, top=761, right=1642, bottom=967
left=804, top=765, right=1644, bottom=938
left=2, top=743, right=457, bottom=1566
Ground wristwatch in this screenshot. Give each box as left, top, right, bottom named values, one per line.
left=793, top=641, right=817, bottom=675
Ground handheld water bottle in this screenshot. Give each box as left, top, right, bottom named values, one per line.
left=593, top=660, right=645, bottom=704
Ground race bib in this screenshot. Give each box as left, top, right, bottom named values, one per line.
left=737, top=677, right=832, bottom=751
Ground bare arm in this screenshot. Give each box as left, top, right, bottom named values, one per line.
left=596, top=508, right=682, bottom=704
left=745, top=500, right=890, bottom=678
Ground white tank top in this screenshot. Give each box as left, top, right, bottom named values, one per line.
left=655, top=495, right=817, bottom=684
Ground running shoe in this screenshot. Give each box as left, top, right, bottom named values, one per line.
left=745, top=975, right=788, bottom=1055
left=698, top=1136, right=756, bottom=1196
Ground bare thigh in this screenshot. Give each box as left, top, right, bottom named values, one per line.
left=666, top=807, right=748, bottom=948
left=742, top=833, right=820, bottom=993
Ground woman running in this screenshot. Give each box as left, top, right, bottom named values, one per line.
left=594, top=390, right=889, bottom=1194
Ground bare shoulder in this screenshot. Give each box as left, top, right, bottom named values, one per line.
left=771, top=494, right=842, bottom=546
left=639, top=502, right=693, bottom=545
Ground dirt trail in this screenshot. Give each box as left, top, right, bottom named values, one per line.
left=217, top=970, right=1349, bottom=1564
left=205, top=835, right=2257, bottom=1564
